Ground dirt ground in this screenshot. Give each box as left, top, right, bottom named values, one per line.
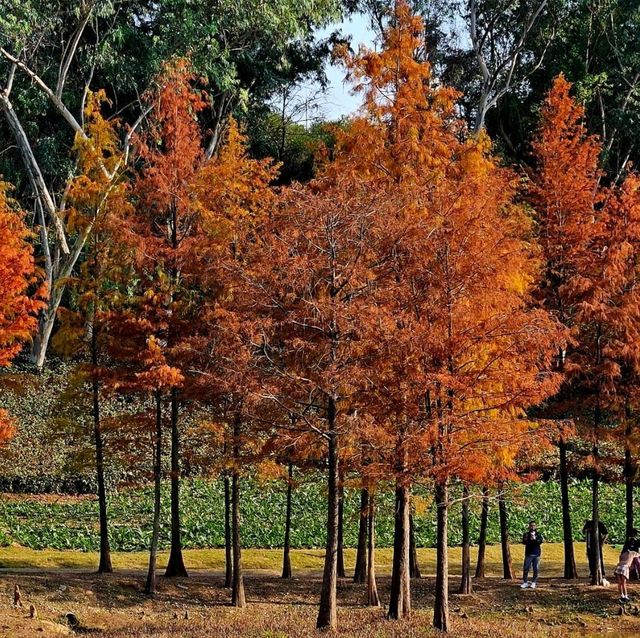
left=1, top=544, right=639, bottom=637
left=1, top=567, right=640, bottom=638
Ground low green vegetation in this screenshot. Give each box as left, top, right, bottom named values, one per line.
left=0, top=542, right=618, bottom=575
left=0, top=477, right=633, bottom=552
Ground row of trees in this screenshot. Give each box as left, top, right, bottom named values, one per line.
left=2, top=2, right=640, bottom=634
left=5, top=1, right=640, bottom=372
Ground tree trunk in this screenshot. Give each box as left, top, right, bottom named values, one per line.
left=91, top=322, right=112, bottom=574
left=624, top=408, right=635, bottom=539
left=337, top=482, right=346, bottom=578
left=624, top=423, right=638, bottom=580
left=459, top=484, right=471, bottom=594
left=0, top=92, right=76, bottom=372
left=316, top=398, right=339, bottom=631
left=591, top=399, right=604, bottom=586
left=409, top=514, right=421, bottom=578
left=145, top=392, right=162, bottom=596
left=366, top=493, right=380, bottom=607
left=31, top=309, right=57, bottom=370
left=433, top=480, right=449, bottom=632
left=165, top=389, right=188, bottom=578
left=475, top=486, right=489, bottom=578
left=353, top=488, right=369, bottom=583
left=224, top=473, right=232, bottom=587
left=625, top=449, right=634, bottom=538
left=388, top=482, right=411, bottom=620
left=231, top=413, right=246, bottom=607
left=559, top=439, right=578, bottom=579
left=282, top=463, right=293, bottom=579
left=231, top=473, right=246, bottom=606
left=498, top=487, right=515, bottom=580
left=590, top=466, right=604, bottom=585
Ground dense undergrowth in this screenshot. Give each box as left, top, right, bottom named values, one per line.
left=0, top=477, right=633, bottom=552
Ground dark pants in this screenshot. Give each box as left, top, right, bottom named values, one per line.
left=523, top=555, right=540, bottom=583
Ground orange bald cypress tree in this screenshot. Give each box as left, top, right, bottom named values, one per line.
left=0, top=183, right=43, bottom=442
left=601, top=174, right=640, bottom=539
left=188, top=118, right=277, bottom=608
left=323, top=5, right=563, bottom=631
left=530, top=75, right=615, bottom=586
left=106, top=315, right=184, bottom=595
left=328, top=10, right=462, bottom=621
left=234, top=172, right=395, bottom=630
left=132, top=58, right=208, bottom=580
left=54, top=91, right=134, bottom=575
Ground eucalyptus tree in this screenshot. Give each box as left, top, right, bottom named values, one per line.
left=0, top=0, right=341, bottom=368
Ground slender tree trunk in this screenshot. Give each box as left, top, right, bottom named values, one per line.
left=559, top=439, right=578, bottom=579
left=625, top=447, right=634, bottom=538
left=353, top=488, right=369, bottom=583
left=409, top=514, right=422, bottom=578
left=0, top=92, right=75, bottom=371
left=475, top=486, right=489, bottom=578
left=317, top=398, right=339, bottom=631
left=388, top=482, right=411, bottom=620
left=282, top=463, right=293, bottom=579
left=354, top=487, right=369, bottom=583
left=231, top=413, right=246, bottom=607
left=591, top=400, right=604, bottom=586
left=625, top=428, right=638, bottom=580
left=145, top=392, right=162, bottom=596
left=337, top=482, right=346, bottom=578
left=32, top=308, right=57, bottom=370
left=366, top=493, right=380, bottom=607
left=498, top=487, right=515, bottom=580
left=459, top=484, right=471, bottom=594
left=590, top=474, right=603, bottom=585
left=91, top=320, right=112, bottom=574
left=433, top=480, right=449, bottom=632
left=224, top=473, right=232, bottom=587
left=624, top=425, right=637, bottom=580
left=164, top=389, right=188, bottom=578
left=231, top=474, right=245, bottom=606
left=222, top=472, right=233, bottom=587
left=624, top=403, right=635, bottom=539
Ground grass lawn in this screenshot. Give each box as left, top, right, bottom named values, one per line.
left=0, top=543, right=640, bottom=637
left=0, top=540, right=625, bottom=574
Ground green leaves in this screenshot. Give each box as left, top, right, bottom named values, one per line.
left=0, top=477, right=630, bottom=552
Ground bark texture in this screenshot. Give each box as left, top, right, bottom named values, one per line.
left=498, top=487, right=515, bottom=580
left=145, top=393, right=162, bottom=596
left=165, top=390, right=188, bottom=578
left=559, top=439, right=578, bottom=579
left=367, top=493, right=380, bottom=607
left=388, top=483, right=411, bottom=620
left=433, top=480, right=449, bottom=632
left=282, top=463, right=293, bottom=579
left=316, top=398, right=339, bottom=631
left=353, top=488, right=369, bottom=584
left=475, top=486, right=490, bottom=578
left=459, top=484, right=471, bottom=594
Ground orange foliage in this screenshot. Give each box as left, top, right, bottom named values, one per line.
left=325, top=3, right=564, bottom=487
left=54, top=91, right=135, bottom=359
left=531, top=74, right=640, bottom=480
left=0, top=183, right=45, bottom=442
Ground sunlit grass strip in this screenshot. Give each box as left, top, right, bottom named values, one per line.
left=0, top=542, right=621, bottom=576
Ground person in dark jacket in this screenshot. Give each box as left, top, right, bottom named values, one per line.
left=583, top=519, right=608, bottom=578
left=520, top=520, right=544, bottom=589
